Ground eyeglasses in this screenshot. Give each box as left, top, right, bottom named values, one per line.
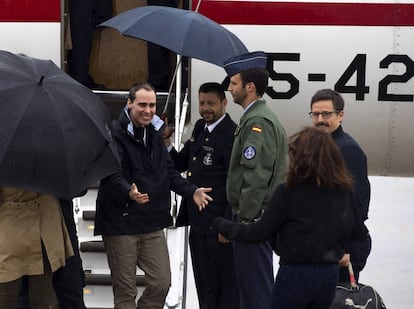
left=308, top=111, right=339, bottom=119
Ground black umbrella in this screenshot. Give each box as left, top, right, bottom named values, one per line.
left=100, top=5, right=249, bottom=135
left=100, top=5, right=249, bottom=67
left=0, top=50, right=120, bottom=199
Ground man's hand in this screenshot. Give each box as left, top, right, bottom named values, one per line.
left=129, top=183, right=149, bottom=204
left=193, top=187, right=213, bottom=211
left=161, top=116, right=174, bottom=147
left=162, top=126, right=173, bottom=147
left=162, top=125, right=174, bottom=139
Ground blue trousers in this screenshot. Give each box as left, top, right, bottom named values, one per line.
left=272, top=264, right=339, bottom=309
left=233, top=241, right=274, bottom=309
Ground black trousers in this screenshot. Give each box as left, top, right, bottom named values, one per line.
left=189, top=230, right=239, bottom=309
left=68, top=0, right=112, bottom=85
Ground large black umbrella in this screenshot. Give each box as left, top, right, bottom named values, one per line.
left=100, top=5, right=249, bottom=67
left=0, top=50, right=120, bottom=199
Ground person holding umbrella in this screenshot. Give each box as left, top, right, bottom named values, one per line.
left=0, top=51, right=115, bottom=309
left=0, top=187, right=74, bottom=308
left=94, top=82, right=213, bottom=309
left=212, top=127, right=368, bottom=309
left=16, top=197, right=87, bottom=309
left=164, top=82, right=239, bottom=309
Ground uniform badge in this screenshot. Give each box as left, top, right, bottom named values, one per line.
left=243, top=146, right=256, bottom=160
left=203, top=152, right=213, bottom=165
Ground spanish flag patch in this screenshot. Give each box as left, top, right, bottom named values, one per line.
left=252, top=126, right=262, bottom=133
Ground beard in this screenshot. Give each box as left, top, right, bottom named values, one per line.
left=232, top=89, right=247, bottom=106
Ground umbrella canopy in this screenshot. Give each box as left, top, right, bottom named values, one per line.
left=100, top=5, right=249, bottom=66
left=0, top=50, right=120, bottom=199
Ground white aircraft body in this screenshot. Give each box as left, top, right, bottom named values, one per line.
left=190, top=0, right=414, bottom=177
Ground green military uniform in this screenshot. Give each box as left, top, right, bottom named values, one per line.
left=227, top=99, right=288, bottom=221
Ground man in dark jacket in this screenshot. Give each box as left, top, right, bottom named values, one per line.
left=164, top=82, right=239, bottom=309
left=94, top=82, right=212, bottom=309
left=310, top=88, right=372, bottom=283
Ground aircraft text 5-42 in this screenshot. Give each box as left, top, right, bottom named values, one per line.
left=266, top=52, right=414, bottom=102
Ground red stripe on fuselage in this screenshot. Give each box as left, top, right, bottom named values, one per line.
left=0, top=0, right=60, bottom=22
left=193, top=1, right=414, bottom=26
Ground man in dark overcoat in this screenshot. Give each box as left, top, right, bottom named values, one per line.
left=310, top=88, right=372, bottom=283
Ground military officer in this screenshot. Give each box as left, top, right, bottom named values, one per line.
left=222, top=51, right=288, bottom=309
left=164, top=82, right=239, bottom=309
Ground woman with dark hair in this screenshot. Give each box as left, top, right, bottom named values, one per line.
left=212, top=127, right=367, bottom=309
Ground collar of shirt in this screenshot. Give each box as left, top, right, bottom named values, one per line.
left=124, top=107, right=147, bottom=145
left=243, top=99, right=259, bottom=113
left=205, top=113, right=226, bottom=133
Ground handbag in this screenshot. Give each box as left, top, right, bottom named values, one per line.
left=331, top=262, right=386, bottom=309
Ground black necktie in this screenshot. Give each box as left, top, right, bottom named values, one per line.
left=203, top=126, right=209, bottom=139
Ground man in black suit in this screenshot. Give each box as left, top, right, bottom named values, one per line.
left=164, top=82, right=239, bottom=309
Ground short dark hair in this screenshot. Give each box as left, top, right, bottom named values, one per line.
left=310, top=89, right=345, bottom=111
left=286, top=127, right=353, bottom=190
left=240, top=68, right=269, bottom=97
left=198, top=82, right=225, bottom=101
left=128, top=82, right=155, bottom=101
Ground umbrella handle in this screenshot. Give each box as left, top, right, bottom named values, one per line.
left=348, top=262, right=358, bottom=289
left=195, top=0, right=202, bottom=12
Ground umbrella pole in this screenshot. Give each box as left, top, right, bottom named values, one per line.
left=174, top=55, right=182, bottom=148
left=178, top=92, right=189, bottom=147
left=162, top=56, right=182, bottom=117
left=195, top=0, right=202, bottom=12
left=165, top=54, right=186, bottom=309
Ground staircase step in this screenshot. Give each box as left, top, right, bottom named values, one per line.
left=80, top=240, right=105, bottom=252
left=85, top=273, right=145, bottom=286
left=83, top=210, right=96, bottom=221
